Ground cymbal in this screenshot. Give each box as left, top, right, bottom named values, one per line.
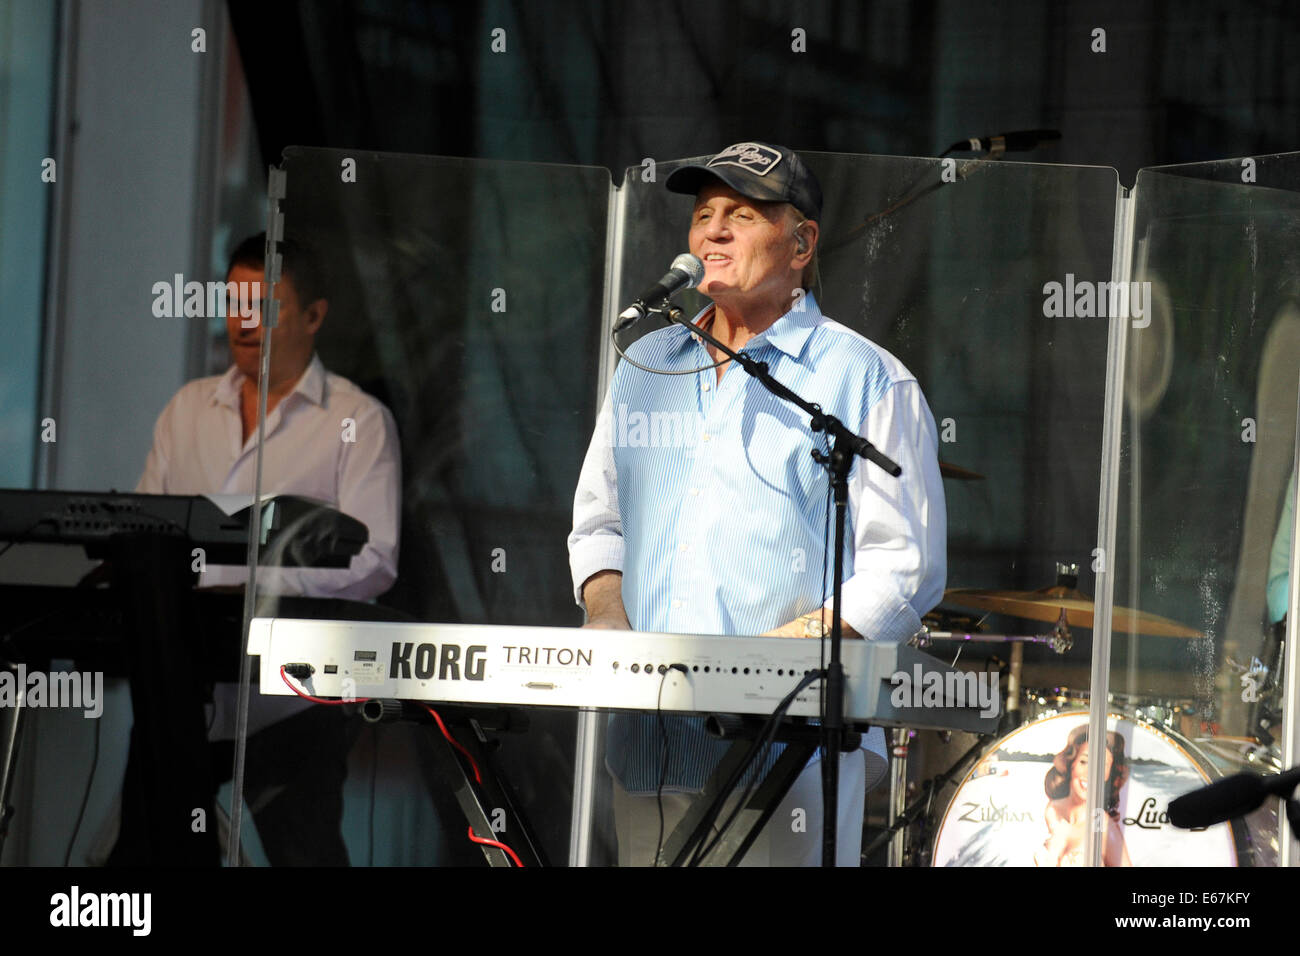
left=942, top=585, right=1204, bottom=638
left=939, top=461, right=985, bottom=481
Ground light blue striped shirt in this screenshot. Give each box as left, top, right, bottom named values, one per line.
left=569, top=295, right=946, bottom=792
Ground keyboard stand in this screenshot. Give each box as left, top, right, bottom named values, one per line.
left=661, top=718, right=861, bottom=867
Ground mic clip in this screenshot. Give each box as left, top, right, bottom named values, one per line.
left=615, top=300, right=682, bottom=334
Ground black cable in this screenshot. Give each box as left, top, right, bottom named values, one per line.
left=687, top=669, right=822, bottom=866
left=63, top=714, right=102, bottom=866
left=654, top=663, right=690, bottom=867
left=610, top=312, right=728, bottom=377
left=0, top=609, right=65, bottom=656
left=689, top=722, right=785, bottom=866
left=689, top=670, right=822, bottom=865
left=655, top=668, right=670, bottom=867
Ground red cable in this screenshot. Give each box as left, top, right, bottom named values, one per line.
left=422, top=708, right=522, bottom=866
left=278, top=672, right=517, bottom=864
left=279, top=665, right=370, bottom=705
left=423, top=705, right=482, bottom=783
left=467, top=826, right=525, bottom=867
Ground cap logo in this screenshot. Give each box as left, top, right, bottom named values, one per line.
left=708, top=142, right=783, bottom=177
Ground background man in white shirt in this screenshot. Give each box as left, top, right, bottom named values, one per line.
left=120, top=233, right=401, bottom=865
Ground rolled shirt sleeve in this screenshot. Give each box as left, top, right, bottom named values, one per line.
left=244, top=400, right=401, bottom=601
left=567, top=394, right=625, bottom=610
left=835, top=379, right=946, bottom=643
left=136, top=404, right=171, bottom=495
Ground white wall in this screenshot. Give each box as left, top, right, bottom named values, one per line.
left=0, top=0, right=57, bottom=488
left=46, top=0, right=213, bottom=492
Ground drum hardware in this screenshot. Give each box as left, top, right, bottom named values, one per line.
left=1233, top=620, right=1286, bottom=747
left=887, top=727, right=912, bottom=867
left=1006, top=642, right=1022, bottom=731
left=1020, top=686, right=1204, bottom=741
left=1196, top=735, right=1281, bottom=773
left=914, top=630, right=1071, bottom=652
left=866, top=731, right=993, bottom=867
left=911, top=624, right=1070, bottom=740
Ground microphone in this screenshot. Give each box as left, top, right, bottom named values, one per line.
left=942, top=129, right=1061, bottom=155
left=614, top=253, right=705, bottom=333
left=1168, top=766, right=1300, bottom=828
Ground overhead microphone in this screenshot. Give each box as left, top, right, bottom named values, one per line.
left=942, top=129, right=1062, bottom=155
left=614, top=253, right=705, bottom=333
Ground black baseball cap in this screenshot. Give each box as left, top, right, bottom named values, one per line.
left=665, top=141, right=823, bottom=222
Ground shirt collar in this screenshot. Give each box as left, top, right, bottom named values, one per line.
left=677, top=293, right=825, bottom=361
left=210, top=353, right=327, bottom=410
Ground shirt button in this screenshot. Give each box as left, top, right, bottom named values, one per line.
left=689, top=488, right=700, bottom=496
left=701, top=433, right=711, bottom=442
left=679, top=543, right=690, bottom=553
left=671, top=599, right=682, bottom=609
left=702, top=383, right=711, bottom=392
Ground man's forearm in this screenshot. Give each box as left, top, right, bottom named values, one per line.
left=581, top=570, right=630, bottom=629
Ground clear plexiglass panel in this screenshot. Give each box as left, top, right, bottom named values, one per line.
left=1107, top=151, right=1300, bottom=867
left=597, top=151, right=1119, bottom=866
left=233, top=148, right=610, bottom=866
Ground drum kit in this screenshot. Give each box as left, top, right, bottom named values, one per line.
left=884, top=545, right=1285, bottom=867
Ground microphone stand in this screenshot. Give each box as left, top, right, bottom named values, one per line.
left=650, top=302, right=901, bottom=866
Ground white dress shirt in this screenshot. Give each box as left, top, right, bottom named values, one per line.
left=138, top=354, right=400, bottom=599
left=137, top=354, right=401, bottom=736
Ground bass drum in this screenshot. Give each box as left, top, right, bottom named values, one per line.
left=931, top=711, right=1249, bottom=866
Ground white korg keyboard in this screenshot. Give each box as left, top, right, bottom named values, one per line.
left=248, top=619, right=999, bottom=733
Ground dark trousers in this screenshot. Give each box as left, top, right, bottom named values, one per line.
left=209, top=705, right=362, bottom=867
left=110, top=703, right=359, bottom=867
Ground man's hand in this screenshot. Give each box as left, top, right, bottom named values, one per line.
left=581, top=570, right=631, bottom=630
left=762, top=612, right=863, bottom=639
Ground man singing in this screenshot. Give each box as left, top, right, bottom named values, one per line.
left=569, top=141, right=946, bottom=866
